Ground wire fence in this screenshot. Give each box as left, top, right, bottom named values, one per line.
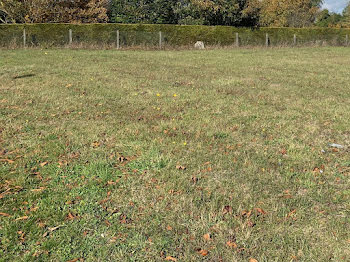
left=1, top=27, right=350, bottom=49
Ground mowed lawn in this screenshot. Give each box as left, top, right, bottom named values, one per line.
left=0, top=47, right=349, bottom=261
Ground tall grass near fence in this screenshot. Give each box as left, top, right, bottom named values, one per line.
left=0, top=23, right=349, bottom=48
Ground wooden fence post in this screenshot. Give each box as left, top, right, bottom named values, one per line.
left=265, top=33, right=269, bottom=47
left=69, top=29, right=72, bottom=45
left=117, top=30, right=120, bottom=49
left=159, top=31, right=162, bottom=49
left=346, top=34, right=349, bottom=46
left=23, top=28, right=26, bottom=48
left=293, top=34, right=297, bottom=46
left=235, top=32, right=239, bottom=47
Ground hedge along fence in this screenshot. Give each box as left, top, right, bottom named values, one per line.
left=0, top=23, right=350, bottom=48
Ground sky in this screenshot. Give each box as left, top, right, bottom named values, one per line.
left=322, top=0, right=349, bottom=13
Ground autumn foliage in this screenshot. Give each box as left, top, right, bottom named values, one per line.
left=247, top=0, right=321, bottom=27
left=0, top=0, right=109, bottom=23
left=0, top=0, right=349, bottom=28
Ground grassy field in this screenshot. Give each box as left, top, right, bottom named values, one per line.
left=0, top=47, right=349, bottom=261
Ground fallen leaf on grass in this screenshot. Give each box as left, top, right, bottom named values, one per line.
left=280, top=148, right=287, bottom=155
left=29, top=206, right=39, bottom=212
left=66, top=258, right=83, bottom=262
left=119, top=214, right=132, bottom=224
left=117, top=156, right=128, bottom=163
left=241, top=210, right=252, bottom=218
left=0, top=212, right=11, bottom=217
left=176, top=165, right=186, bottom=170
left=49, top=225, right=63, bottom=232
left=58, top=160, right=68, bottom=167
left=110, top=236, right=118, bottom=242
left=38, top=222, right=46, bottom=228
left=91, top=141, right=101, bottom=148
left=286, top=209, right=297, bottom=220
left=226, top=241, right=237, bottom=248
left=31, top=187, right=46, bottom=192
left=191, top=176, right=198, bottom=184
left=255, top=208, right=267, bottom=215
left=223, top=205, right=233, bottom=215
left=0, top=159, right=15, bottom=164
left=197, top=249, right=209, bottom=256
left=246, top=220, right=255, bottom=227
left=17, top=231, right=26, bottom=242
left=98, top=198, right=110, bottom=205
left=249, top=258, right=258, bottom=262
left=42, top=225, right=64, bottom=237
left=203, top=233, right=211, bottom=241
left=40, top=162, right=48, bottom=167
left=16, top=216, right=29, bottom=221
left=165, top=256, right=177, bottom=261
left=166, top=225, right=173, bottom=231
left=66, top=212, right=79, bottom=220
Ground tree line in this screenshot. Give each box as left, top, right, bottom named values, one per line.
left=0, top=0, right=349, bottom=28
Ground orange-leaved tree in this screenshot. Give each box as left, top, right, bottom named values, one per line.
left=245, top=0, right=322, bottom=27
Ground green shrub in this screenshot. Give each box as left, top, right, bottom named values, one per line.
left=0, top=23, right=349, bottom=47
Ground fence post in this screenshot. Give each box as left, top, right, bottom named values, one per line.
left=265, top=33, right=269, bottom=47
left=23, top=28, right=26, bottom=48
left=69, top=29, right=72, bottom=45
left=293, top=34, right=297, bottom=46
left=159, top=31, right=162, bottom=49
left=117, top=30, right=120, bottom=49
left=346, top=34, right=349, bottom=46
left=235, top=32, right=239, bottom=47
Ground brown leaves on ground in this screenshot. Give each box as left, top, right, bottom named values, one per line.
left=239, top=208, right=267, bottom=228
left=203, top=233, right=211, bottom=241
left=66, top=258, right=84, bottom=262
left=223, top=205, right=233, bottom=215
left=17, top=230, right=26, bottom=243
left=191, top=176, right=198, bottom=184
left=165, top=256, right=177, bottom=261
left=197, top=249, right=209, bottom=256
left=66, top=212, right=79, bottom=221
left=0, top=212, right=11, bottom=217
left=91, top=141, right=101, bottom=148
left=117, top=156, right=128, bottom=163
left=16, top=216, right=29, bottom=221
left=249, top=258, right=258, bottom=262
left=280, top=148, right=287, bottom=155
left=40, top=161, right=48, bottom=167
left=0, top=185, right=24, bottom=199
left=241, top=208, right=267, bottom=218
left=241, top=210, right=252, bottom=219
left=226, top=241, right=238, bottom=248
left=254, top=208, right=267, bottom=215
left=31, top=187, right=46, bottom=192
left=42, top=225, right=64, bottom=237
left=176, top=165, right=186, bottom=170
left=313, top=165, right=325, bottom=174
left=0, top=159, right=15, bottom=164
left=58, top=160, right=68, bottom=167
left=286, top=209, right=297, bottom=221
left=119, top=214, right=132, bottom=224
